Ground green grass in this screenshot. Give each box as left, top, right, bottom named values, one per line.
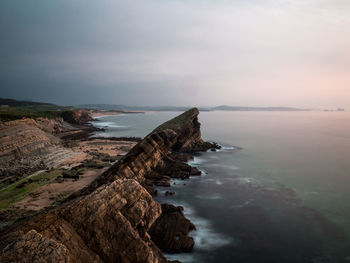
left=0, top=106, right=76, bottom=121
left=0, top=169, right=65, bottom=210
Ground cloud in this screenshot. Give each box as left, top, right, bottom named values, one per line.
left=0, top=0, right=349, bottom=107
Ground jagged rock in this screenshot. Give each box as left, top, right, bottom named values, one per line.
left=79, top=108, right=211, bottom=195
left=0, top=118, right=80, bottom=182
left=60, top=109, right=93, bottom=125
left=150, top=204, right=195, bottom=253
left=1, top=179, right=166, bottom=263
left=0, top=108, right=216, bottom=262
left=1, top=229, right=71, bottom=263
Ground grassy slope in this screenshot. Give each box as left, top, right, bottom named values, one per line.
left=0, top=169, right=64, bottom=210
left=0, top=98, right=76, bottom=121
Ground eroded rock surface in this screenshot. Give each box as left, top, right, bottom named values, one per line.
left=60, top=109, right=93, bottom=125
left=0, top=108, right=217, bottom=262
left=81, top=108, right=219, bottom=196
left=150, top=204, right=195, bottom=253
left=0, top=118, right=86, bottom=184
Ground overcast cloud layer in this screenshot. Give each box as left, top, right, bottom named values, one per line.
left=0, top=0, right=349, bottom=107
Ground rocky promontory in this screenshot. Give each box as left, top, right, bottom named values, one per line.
left=0, top=108, right=218, bottom=262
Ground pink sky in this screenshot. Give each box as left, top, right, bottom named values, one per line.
left=1, top=0, right=350, bottom=108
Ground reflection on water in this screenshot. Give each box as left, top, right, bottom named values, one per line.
left=92, top=111, right=350, bottom=262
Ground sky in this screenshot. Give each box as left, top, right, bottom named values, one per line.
left=0, top=0, right=349, bottom=108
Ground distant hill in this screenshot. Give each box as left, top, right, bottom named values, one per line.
left=78, top=104, right=194, bottom=112
left=0, top=98, right=75, bottom=121
left=211, top=105, right=308, bottom=111
left=0, top=98, right=55, bottom=107
left=78, top=104, right=308, bottom=112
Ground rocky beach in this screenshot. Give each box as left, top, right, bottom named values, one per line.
left=0, top=108, right=218, bottom=262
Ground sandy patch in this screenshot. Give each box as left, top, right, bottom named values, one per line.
left=60, top=139, right=136, bottom=168
left=12, top=139, right=136, bottom=211
left=14, top=169, right=105, bottom=211
left=91, top=111, right=121, bottom=118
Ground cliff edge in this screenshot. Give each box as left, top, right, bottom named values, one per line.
left=0, top=108, right=218, bottom=262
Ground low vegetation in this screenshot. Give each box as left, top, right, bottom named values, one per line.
left=0, top=98, right=77, bottom=121
left=0, top=106, right=76, bottom=122
left=0, top=168, right=76, bottom=210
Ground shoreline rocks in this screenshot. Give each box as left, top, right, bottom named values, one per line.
left=150, top=204, right=195, bottom=253
left=0, top=108, right=217, bottom=262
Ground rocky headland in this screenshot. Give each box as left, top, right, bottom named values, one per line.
left=0, top=108, right=219, bottom=262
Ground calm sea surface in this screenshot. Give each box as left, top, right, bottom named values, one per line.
left=92, top=111, right=350, bottom=263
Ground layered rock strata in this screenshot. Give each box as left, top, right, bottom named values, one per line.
left=0, top=108, right=219, bottom=262
left=0, top=118, right=67, bottom=183
left=0, top=116, right=99, bottom=183
left=150, top=204, right=196, bottom=253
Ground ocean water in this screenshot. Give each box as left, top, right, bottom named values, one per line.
left=91, top=111, right=350, bottom=263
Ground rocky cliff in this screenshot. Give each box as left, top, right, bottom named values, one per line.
left=81, top=108, right=218, bottom=195
left=0, top=114, right=101, bottom=184
left=0, top=108, right=218, bottom=262
left=60, top=109, right=93, bottom=125
left=0, top=118, right=80, bottom=184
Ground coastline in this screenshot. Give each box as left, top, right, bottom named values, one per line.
left=90, top=111, right=122, bottom=118
left=0, top=108, right=219, bottom=262
left=1, top=108, right=348, bottom=262
left=91, top=110, right=146, bottom=118
left=89, top=110, right=224, bottom=260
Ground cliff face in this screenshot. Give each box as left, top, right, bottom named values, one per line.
left=83, top=108, right=216, bottom=194
left=0, top=118, right=77, bottom=183
left=1, top=179, right=164, bottom=263
left=0, top=118, right=61, bottom=164
left=0, top=108, right=216, bottom=262
left=60, top=109, right=93, bottom=125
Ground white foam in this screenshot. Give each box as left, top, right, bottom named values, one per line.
left=170, top=201, right=233, bottom=251
left=164, top=253, right=196, bottom=263
left=240, top=177, right=253, bottom=183
left=222, top=146, right=236, bottom=150
left=231, top=199, right=253, bottom=208
left=189, top=216, right=233, bottom=250
left=227, top=177, right=255, bottom=184
left=188, top=156, right=204, bottom=166
left=215, top=146, right=237, bottom=153
left=195, top=194, right=223, bottom=200
left=208, top=163, right=240, bottom=170
left=199, top=169, right=207, bottom=175
left=93, top=121, right=128, bottom=129
left=203, top=178, right=215, bottom=182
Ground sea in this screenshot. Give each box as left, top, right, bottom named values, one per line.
left=91, top=111, right=350, bottom=263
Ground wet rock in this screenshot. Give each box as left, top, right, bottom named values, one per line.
left=165, top=191, right=175, bottom=196
left=150, top=204, right=195, bottom=253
